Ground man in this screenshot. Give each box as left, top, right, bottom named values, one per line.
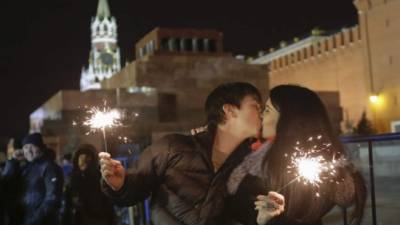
left=7, top=133, right=64, bottom=225
left=1, top=138, right=25, bottom=225
left=99, top=82, right=262, bottom=225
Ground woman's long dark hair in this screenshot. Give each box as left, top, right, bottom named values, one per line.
left=262, top=85, right=366, bottom=225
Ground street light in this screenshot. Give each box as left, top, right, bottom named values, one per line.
left=369, top=95, right=379, bottom=104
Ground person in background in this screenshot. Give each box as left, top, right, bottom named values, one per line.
left=60, top=152, right=73, bottom=225
left=1, top=137, right=25, bottom=225
left=70, top=144, right=115, bottom=225
left=20, top=133, right=63, bottom=225
left=62, top=153, right=73, bottom=180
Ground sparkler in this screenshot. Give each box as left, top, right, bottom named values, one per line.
left=277, top=135, right=344, bottom=197
left=83, top=104, right=122, bottom=153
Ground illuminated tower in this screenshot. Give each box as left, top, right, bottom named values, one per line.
left=80, top=0, right=121, bottom=91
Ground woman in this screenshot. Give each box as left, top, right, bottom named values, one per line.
left=226, top=85, right=367, bottom=225
left=68, top=144, right=115, bottom=225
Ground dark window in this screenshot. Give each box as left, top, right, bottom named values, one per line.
left=142, top=47, right=147, bottom=55
left=174, top=38, right=181, bottom=51
left=340, top=33, right=345, bottom=46
left=197, top=39, right=204, bottom=52
left=184, top=38, right=193, bottom=51
left=209, top=39, right=217, bottom=52
left=317, top=42, right=322, bottom=55
left=324, top=39, right=329, bottom=51
left=349, top=30, right=354, bottom=43
left=161, top=38, right=169, bottom=50
left=158, top=93, right=177, bottom=122
left=310, top=45, right=314, bottom=57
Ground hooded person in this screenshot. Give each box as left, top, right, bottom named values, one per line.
left=69, top=144, right=115, bottom=225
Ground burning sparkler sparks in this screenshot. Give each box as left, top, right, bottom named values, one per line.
left=84, top=107, right=122, bottom=131
left=278, top=135, right=345, bottom=197
left=83, top=104, right=122, bottom=153
left=71, top=101, right=141, bottom=154
left=295, top=155, right=325, bottom=185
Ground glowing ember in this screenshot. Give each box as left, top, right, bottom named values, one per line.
left=279, top=135, right=346, bottom=195
left=296, top=156, right=324, bottom=185
left=82, top=104, right=123, bottom=153
left=84, top=107, right=121, bottom=131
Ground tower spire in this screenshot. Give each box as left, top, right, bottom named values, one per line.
left=81, top=0, right=120, bottom=91
left=96, top=0, right=111, bottom=20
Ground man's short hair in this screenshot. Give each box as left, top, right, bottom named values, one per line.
left=205, top=82, right=261, bottom=129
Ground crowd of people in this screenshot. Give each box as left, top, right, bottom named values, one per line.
left=1, top=82, right=367, bottom=225
left=0, top=134, right=116, bottom=225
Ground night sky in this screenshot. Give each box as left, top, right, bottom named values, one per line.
left=1, top=0, right=358, bottom=138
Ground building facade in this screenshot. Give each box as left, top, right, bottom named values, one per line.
left=252, top=0, right=400, bottom=133
left=102, top=27, right=268, bottom=140
left=31, top=25, right=268, bottom=156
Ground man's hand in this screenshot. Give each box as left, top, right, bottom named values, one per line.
left=99, top=152, right=126, bottom=191
left=255, top=191, right=285, bottom=225
left=12, top=149, right=25, bottom=161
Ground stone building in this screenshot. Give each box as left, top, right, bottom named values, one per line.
left=101, top=27, right=268, bottom=139
left=252, top=0, right=400, bottom=133
left=135, top=27, right=224, bottom=59
left=30, top=24, right=268, bottom=156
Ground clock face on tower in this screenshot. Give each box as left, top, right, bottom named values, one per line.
left=100, top=52, right=114, bottom=65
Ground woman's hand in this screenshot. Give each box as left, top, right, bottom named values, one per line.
left=190, top=125, right=207, bottom=135
left=255, top=191, right=285, bottom=225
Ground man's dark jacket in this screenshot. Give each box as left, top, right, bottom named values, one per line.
left=21, top=155, right=64, bottom=225
left=1, top=159, right=26, bottom=225
left=102, top=132, right=251, bottom=225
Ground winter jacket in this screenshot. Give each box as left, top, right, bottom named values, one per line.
left=69, top=146, right=115, bottom=225
left=101, top=132, right=251, bottom=225
left=1, top=159, right=26, bottom=225
left=20, top=155, right=64, bottom=225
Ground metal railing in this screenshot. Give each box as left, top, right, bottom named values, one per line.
left=341, top=132, right=400, bottom=225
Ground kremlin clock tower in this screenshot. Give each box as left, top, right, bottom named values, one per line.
left=80, top=0, right=121, bottom=91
